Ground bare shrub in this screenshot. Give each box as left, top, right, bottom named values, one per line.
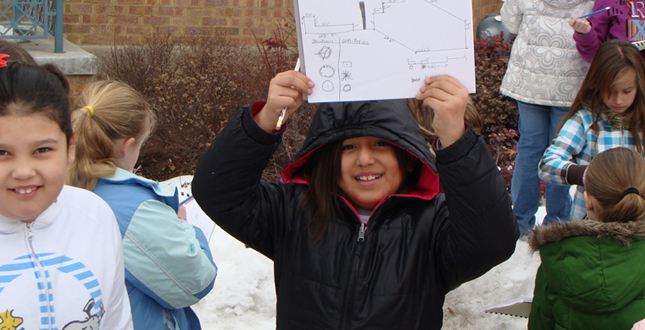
left=98, top=20, right=315, bottom=182
left=99, top=34, right=255, bottom=180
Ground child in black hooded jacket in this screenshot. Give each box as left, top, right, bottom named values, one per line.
left=193, top=72, right=518, bottom=329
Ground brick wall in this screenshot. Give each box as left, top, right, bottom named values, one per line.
left=66, top=74, right=98, bottom=106
left=64, top=0, right=503, bottom=46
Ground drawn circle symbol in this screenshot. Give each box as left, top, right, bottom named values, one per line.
left=322, top=80, right=334, bottom=92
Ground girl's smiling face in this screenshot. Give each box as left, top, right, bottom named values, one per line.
left=338, top=136, right=410, bottom=209
left=0, top=114, right=74, bottom=222
left=603, top=68, right=638, bottom=114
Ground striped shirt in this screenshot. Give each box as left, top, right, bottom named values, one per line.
left=539, top=108, right=643, bottom=220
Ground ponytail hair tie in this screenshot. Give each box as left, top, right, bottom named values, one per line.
left=0, top=54, right=9, bottom=68
left=83, top=106, right=94, bottom=117
left=622, top=187, right=640, bottom=199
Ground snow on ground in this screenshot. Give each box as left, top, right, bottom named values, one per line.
left=191, top=224, right=277, bottom=330
left=193, top=205, right=547, bottom=329
left=442, top=232, right=541, bottom=329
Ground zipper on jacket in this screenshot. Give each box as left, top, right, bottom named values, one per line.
left=26, top=222, right=54, bottom=330
left=339, top=225, right=367, bottom=330
left=357, top=223, right=367, bottom=242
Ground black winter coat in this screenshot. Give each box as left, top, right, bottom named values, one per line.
left=193, top=100, right=518, bottom=329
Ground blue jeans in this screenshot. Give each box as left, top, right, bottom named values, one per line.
left=511, top=101, right=572, bottom=236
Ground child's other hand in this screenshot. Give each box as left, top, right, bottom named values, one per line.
left=255, top=70, right=314, bottom=133
left=632, top=319, right=645, bottom=330
left=569, top=16, right=591, bottom=34
left=416, top=75, right=468, bottom=147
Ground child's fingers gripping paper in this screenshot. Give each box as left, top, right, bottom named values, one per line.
left=422, top=77, right=468, bottom=121
left=420, top=76, right=468, bottom=146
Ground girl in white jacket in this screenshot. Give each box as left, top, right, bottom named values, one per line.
left=0, top=60, right=133, bottom=329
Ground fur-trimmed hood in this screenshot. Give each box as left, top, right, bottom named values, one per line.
left=529, top=219, right=645, bottom=251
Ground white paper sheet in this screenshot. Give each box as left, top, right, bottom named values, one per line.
left=183, top=198, right=215, bottom=241
left=294, top=0, right=476, bottom=103
left=161, top=175, right=215, bottom=241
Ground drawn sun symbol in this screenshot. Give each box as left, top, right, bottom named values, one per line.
left=341, top=71, right=352, bottom=81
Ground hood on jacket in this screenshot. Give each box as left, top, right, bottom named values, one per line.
left=280, top=100, right=440, bottom=201
left=529, top=220, right=645, bottom=313
left=529, top=219, right=645, bottom=250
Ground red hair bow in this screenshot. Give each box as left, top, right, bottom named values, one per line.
left=0, top=54, right=10, bottom=68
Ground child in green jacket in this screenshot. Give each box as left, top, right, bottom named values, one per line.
left=529, top=147, right=645, bottom=330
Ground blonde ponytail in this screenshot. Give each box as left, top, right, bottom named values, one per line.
left=67, top=80, right=156, bottom=190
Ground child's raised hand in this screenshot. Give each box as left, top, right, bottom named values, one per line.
left=569, top=16, right=591, bottom=34
left=416, top=75, right=468, bottom=147
left=254, top=70, right=314, bottom=133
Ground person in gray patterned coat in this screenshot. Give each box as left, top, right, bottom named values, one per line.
left=499, top=0, right=593, bottom=237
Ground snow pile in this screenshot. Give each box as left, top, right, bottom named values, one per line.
left=443, top=239, right=540, bottom=329
left=192, top=225, right=276, bottom=330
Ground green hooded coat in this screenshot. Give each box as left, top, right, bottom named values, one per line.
left=528, top=220, right=645, bottom=330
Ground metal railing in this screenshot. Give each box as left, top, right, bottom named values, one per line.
left=0, top=0, right=64, bottom=53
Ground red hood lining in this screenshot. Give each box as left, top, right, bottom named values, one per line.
left=280, top=143, right=440, bottom=201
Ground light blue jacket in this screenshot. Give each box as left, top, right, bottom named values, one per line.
left=94, top=168, right=216, bottom=330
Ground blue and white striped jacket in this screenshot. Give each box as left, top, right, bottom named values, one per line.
left=539, top=108, right=643, bottom=220
left=94, top=168, right=216, bottom=330
left=0, top=186, right=134, bottom=329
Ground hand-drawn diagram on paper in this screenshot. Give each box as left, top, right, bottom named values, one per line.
left=294, top=0, right=475, bottom=103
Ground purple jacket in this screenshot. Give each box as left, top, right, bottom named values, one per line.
left=573, top=0, right=645, bottom=62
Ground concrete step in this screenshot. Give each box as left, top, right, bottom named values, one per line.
left=7, top=36, right=96, bottom=76
left=3, top=35, right=98, bottom=102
